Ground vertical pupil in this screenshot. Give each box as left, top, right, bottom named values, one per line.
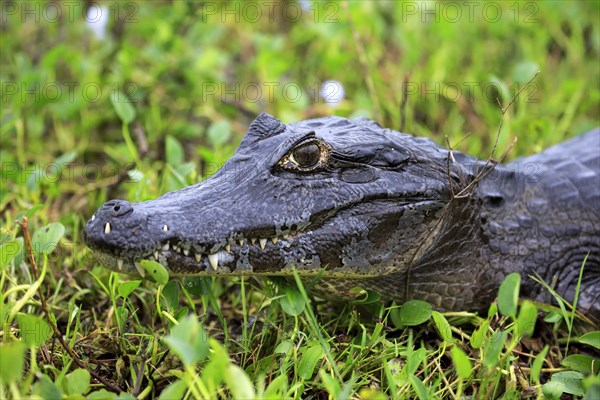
left=293, top=143, right=320, bottom=167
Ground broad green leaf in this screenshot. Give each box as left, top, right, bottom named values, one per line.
left=298, top=344, right=325, bottom=379
left=158, top=380, right=187, bottom=400
left=279, top=286, right=305, bottom=316
left=0, top=240, right=21, bottom=271
left=264, top=374, right=289, bottom=399
left=515, top=300, right=537, bottom=337
left=32, top=374, right=62, bottom=400
left=579, top=331, right=600, bottom=349
left=399, top=300, right=432, bottom=326
left=561, top=354, right=599, bottom=375
left=319, top=370, right=340, bottom=398
left=498, top=273, right=520, bottom=317
left=162, top=280, right=180, bottom=310
left=223, top=364, right=255, bottom=399
left=549, top=371, right=584, bottom=396
left=117, top=280, right=141, bottom=299
left=201, top=339, right=230, bottom=390
left=111, top=91, right=136, bottom=124
left=88, top=389, right=118, bottom=399
left=140, top=260, right=169, bottom=285
left=531, top=345, right=549, bottom=384
left=16, top=313, right=53, bottom=346
left=450, top=346, right=472, bottom=379
left=542, top=381, right=564, bottom=400
left=483, top=330, right=507, bottom=370
left=166, top=135, right=184, bottom=166
left=408, top=373, right=428, bottom=400
left=207, top=120, right=232, bottom=147
left=274, top=340, right=294, bottom=354
left=471, top=320, right=489, bottom=349
left=182, top=276, right=212, bottom=296
left=0, top=341, right=26, bottom=383
left=32, top=222, right=65, bottom=254
left=65, top=368, right=91, bottom=395
left=432, top=311, right=453, bottom=342
left=407, top=347, right=426, bottom=375
left=163, top=315, right=210, bottom=367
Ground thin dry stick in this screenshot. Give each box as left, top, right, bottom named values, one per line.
left=17, top=217, right=124, bottom=394
left=449, top=72, right=540, bottom=199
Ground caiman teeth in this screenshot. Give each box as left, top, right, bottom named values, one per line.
left=154, top=251, right=159, bottom=260
left=162, top=243, right=170, bottom=251
left=195, top=253, right=202, bottom=263
left=259, top=238, right=267, bottom=250
left=162, top=225, right=169, bottom=232
left=91, top=214, right=95, bottom=221
left=173, top=245, right=180, bottom=252
left=225, top=244, right=231, bottom=253
left=271, top=237, right=278, bottom=244
left=117, top=258, right=123, bottom=271
left=208, top=253, right=218, bottom=271
left=104, top=223, right=111, bottom=234
left=134, top=261, right=145, bottom=278
left=251, top=238, right=257, bottom=244
left=238, top=239, right=245, bottom=246
left=282, top=233, right=289, bottom=240
left=183, top=249, right=189, bottom=256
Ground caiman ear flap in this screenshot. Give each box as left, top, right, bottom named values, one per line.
left=247, top=113, right=286, bottom=138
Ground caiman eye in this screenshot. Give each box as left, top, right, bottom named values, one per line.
left=278, top=139, right=330, bottom=172
left=291, top=142, right=320, bottom=168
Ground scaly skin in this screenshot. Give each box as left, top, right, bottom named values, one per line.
left=84, top=114, right=600, bottom=318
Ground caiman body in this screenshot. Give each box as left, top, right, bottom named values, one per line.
left=85, top=114, right=600, bottom=317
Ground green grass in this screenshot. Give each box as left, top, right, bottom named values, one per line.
left=1, top=1, right=599, bottom=398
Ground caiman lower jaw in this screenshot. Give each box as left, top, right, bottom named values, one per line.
left=91, top=227, right=309, bottom=278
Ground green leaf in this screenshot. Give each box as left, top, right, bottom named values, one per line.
left=32, top=374, right=62, bottom=399
left=399, top=300, right=432, bottom=326
left=579, top=331, right=600, bottom=350
left=166, top=135, right=184, bottom=166
left=298, top=344, right=325, bottom=379
left=140, top=259, right=169, bottom=285
left=274, top=340, right=294, bottom=354
left=182, top=277, right=212, bottom=296
left=117, top=280, right=141, bottom=299
left=483, top=330, right=507, bottom=370
left=0, top=240, right=21, bottom=271
left=512, top=61, right=539, bottom=84
left=497, top=273, right=520, bottom=318
left=549, top=371, right=584, bottom=396
left=279, top=286, right=305, bottom=316
left=0, top=341, right=26, bottom=383
left=515, top=300, right=537, bottom=337
left=530, top=345, right=549, bottom=384
left=65, top=368, right=91, bottom=395
left=111, top=91, right=136, bottom=124
left=158, top=379, right=187, bottom=400
left=207, top=120, right=232, bottom=147
left=542, top=381, right=564, bottom=400
left=88, top=389, right=118, bottom=399
left=264, top=374, right=289, bottom=399
left=450, top=346, right=472, bottom=379
left=163, top=315, right=210, bottom=367
left=31, top=222, right=65, bottom=254
left=471, top=320, right=489, bottom=349
left=561, top=354, right=599, bottom=375
left=319, top=369, right=340, bottom=398
left=16, top=313, right=53, bottom=346
left=223, top=364, right=255, bottom=399
left=408, top=373, right=428, bottom=400
left=162, top=280, right=180, bottom=310
left=432, top=311, right=453, bottom=342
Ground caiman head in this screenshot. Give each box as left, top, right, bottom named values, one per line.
left=85, top=113, right=474, bottom=280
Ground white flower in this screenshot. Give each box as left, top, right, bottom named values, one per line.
left=86, top=5, right=109, bottom=40
left=320, top=80, right=345, bottom=105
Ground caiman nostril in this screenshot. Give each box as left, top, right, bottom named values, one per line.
left=103, top=200, right=134, bottom=218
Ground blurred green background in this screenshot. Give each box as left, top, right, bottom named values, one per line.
left=1, top=1, right=598, bottom=218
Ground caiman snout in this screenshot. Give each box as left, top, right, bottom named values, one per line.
left=101, top=200, right=134, bottom=218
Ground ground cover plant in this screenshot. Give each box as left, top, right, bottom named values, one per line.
left=1, top=1, right=599, bottom=398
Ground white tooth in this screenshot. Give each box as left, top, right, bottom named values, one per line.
left=225, top=244, right=231, bottom=253
left=195, top=253, right=202, bottom=263
left=173, top=245, right=179, bottom=252
left=163, top=243, right=170, bottom=251
left=251, top=238, right=257, bottom=244
left=104, top=223, right=111, bottom=234
left=183, top=249, right=189, bottom=256
left=259, top=238, right=267, bottom=250
left=117, top=258, right=123, bottom=271
left=162, top=225, right=169, bottom=232
left=271, top=237, right=278, bottom=244
left=134, top=262, right=146, bottom=278
left=208, top=253, right=218, bottom=271
left=238, top=239, right=245, bottom=246
left=154, top=251, right=159, bottom=260
left=91, top=214, right=95, bottom=221
left=283, top=234, right=289, bottom=239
